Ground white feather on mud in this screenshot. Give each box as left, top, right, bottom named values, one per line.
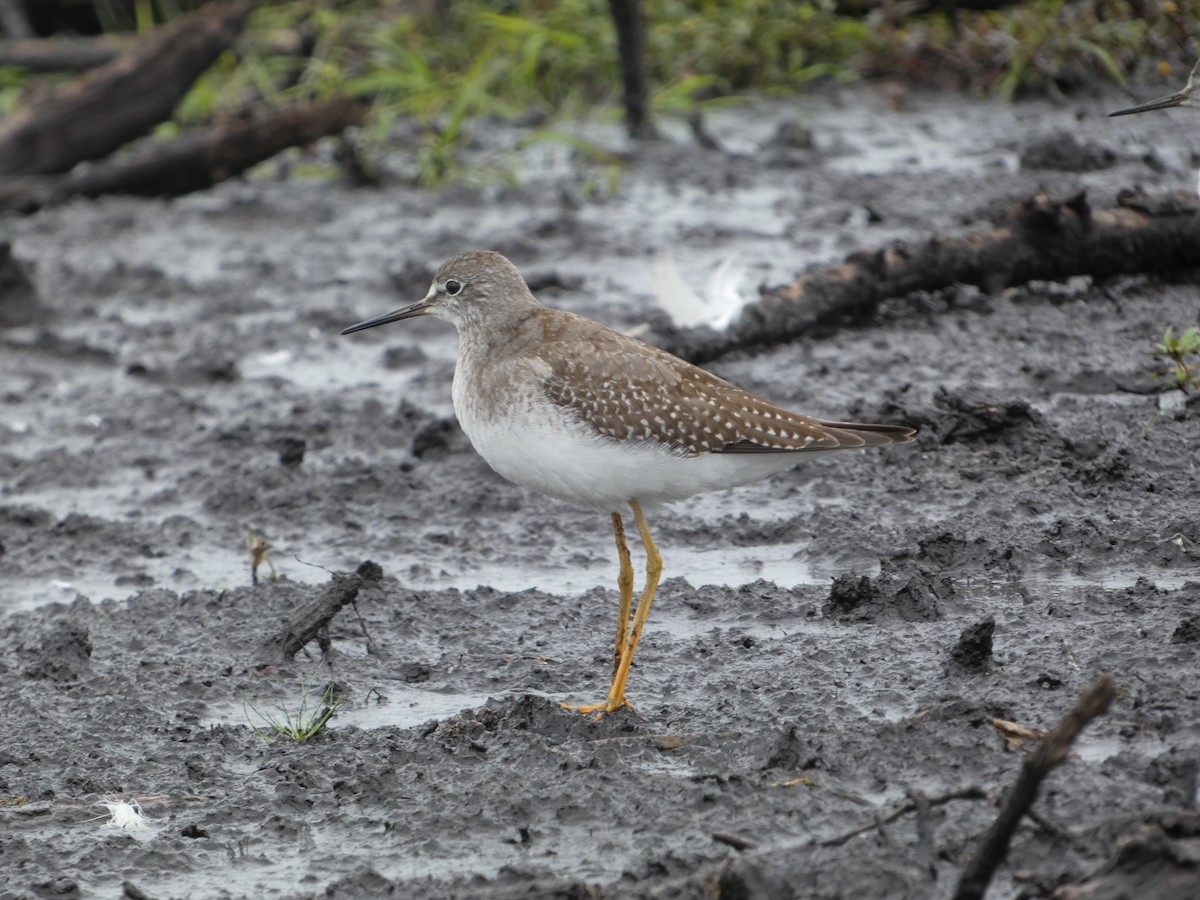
left=649, top=252, right=749, bottom=330
left=94, top=796, right=155, bottom=832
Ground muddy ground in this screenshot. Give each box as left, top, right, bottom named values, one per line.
left=1, top=82, right=1199, bottom=899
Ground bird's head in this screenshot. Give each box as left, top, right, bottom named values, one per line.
left=341, top=250, right=539, bottom=336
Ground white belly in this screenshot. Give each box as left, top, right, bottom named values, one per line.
left=454, top=382, right=803, bottom=512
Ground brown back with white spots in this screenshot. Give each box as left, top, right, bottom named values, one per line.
left=530, top=309, right=915, bottom=457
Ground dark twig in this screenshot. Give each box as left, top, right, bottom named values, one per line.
left=819, top=786, right=989, bottom=848
left=712, top=832, right=758, bottom=851
left=953, top=673, right=1118, bottom=900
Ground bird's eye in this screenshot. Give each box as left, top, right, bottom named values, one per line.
left=445, top=279, right=463, bottom=296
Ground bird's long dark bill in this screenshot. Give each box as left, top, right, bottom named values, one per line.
left=340, top=301, right=431, bottom=335
left=1108, top=92, right=1188, bottom=117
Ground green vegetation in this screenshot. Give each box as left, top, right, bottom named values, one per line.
left=27, top=1, right=1200, bottom=184
left=194, top=1, right=1200, bottom=111
left=1155, top=325, right=1200, bottom=391
left=244, top=667, right=345, bottom=743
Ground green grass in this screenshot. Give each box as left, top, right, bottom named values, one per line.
left=244, top=667, right=346, bottom=743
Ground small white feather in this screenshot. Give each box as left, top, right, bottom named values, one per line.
left=649, top=253, right=749, bottom=330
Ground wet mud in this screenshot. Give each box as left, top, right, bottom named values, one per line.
left=2, top=85, right=1199, bottom=898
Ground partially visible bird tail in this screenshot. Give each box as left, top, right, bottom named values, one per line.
left=816, top=420, right=918, bottom=448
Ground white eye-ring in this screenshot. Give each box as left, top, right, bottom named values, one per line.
left=445, top=279, right=463, bottom=296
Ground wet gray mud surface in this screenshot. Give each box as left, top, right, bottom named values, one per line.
left=2, top=86, right=1199, bottom=898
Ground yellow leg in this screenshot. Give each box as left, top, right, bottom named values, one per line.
left=562, top=499, right=662, bottom=718
left=606, top=499, right=662, bottom=709
left=608, top=511, right=635, bottom=678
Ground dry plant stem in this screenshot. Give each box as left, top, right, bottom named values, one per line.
left=350, top=602, right=377, bottom=654
left=953, top=673, right=1118, bottom=900
left=819, top=786, right=989, bottom=848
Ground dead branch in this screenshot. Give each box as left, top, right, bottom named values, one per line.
left=70, top=99, right=367, bottom=196
left=661, top=192, right=1200, bottom=364
left=0, top=36, right=127, bottom=72
left=0, top=98, right=367, bottom=211
left=263, top=572, right=363, bottom=662
left=953, top=673, right=1118, bottom=900
left=0, top=1, right=256, bottom=177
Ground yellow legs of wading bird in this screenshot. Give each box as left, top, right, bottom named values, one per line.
left=341, top=251, right=916, bottom=717
left=562, top=499, right=661, bottom=716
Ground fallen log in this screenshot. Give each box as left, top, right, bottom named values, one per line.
left=0, top=0, right=256, bottom=177
left=661, top=190, right=1200, bottom=364
left=0, top=36, right=127, bottom=72
left=0, top=98, right=367, bottom=211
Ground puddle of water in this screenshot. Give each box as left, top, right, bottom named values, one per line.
left=998, top=569, right=1197, bottom=603
left=421, top=540, right=821, bottom=597
left=5, top=500, right=1189, bottom=616
left=331, top=688, right=501, bottom=730
left=208, top=687, right=502, bottom=733
left=0, top=500, right=825, bottom=613
left=1073, top=734, right=1129, bottom=764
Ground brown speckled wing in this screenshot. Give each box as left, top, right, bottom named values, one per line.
left=536, top=315, right=913, bottom=456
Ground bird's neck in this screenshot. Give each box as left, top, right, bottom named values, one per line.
left=455, top=297, right=543, bottom=359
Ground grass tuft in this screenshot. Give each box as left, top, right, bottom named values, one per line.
left=244, top=665, right=346, bottom=743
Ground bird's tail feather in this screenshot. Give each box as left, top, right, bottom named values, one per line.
left=817, top=420, right=917, bottom=448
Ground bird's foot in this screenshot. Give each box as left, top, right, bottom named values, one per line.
left=560, top=695, right=635, bottom=719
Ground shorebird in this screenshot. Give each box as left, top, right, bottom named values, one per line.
left=342, top=251, right=915, bottom=716
left=1108, top=58, right=1200, bottom=118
